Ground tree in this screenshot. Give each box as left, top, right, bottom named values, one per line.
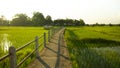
left=54, top=19, right=65, bottom=26
left=32, top=12, right=45, bottom=26
left=109, top=23, right=113, bottom=26
left=74, top=20, right=80, bottom=26
left=0, top=15, right=9, bottom=26
left=0, top=16, right=4, bottom=25
left=11, top=14, right=30, bottom=26
left=65, top=19, right=74, bottom=26
left=79, top=19, right=85, bottom=26
left=54, top=18, right=85, bottom=26
left=45, top=15, right=53, bottom=25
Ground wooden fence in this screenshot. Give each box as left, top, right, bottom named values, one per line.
left=0, top=27, right=62, bottom=68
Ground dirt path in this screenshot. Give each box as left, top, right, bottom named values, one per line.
left=27, top=28, right=72, bottom=68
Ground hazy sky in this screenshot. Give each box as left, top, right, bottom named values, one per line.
left=0, top=0, right=120, bottom=24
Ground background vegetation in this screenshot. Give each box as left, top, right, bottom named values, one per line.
left=0, top=12, right=85, bottom=26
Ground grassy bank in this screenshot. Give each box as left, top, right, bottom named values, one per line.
left=65, top=26, right=120, bottom=68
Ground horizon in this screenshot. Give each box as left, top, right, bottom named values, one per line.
left=0, top=0, right=120, bottom=24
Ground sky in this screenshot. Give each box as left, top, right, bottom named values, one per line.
left=0, top=0, right=120, bottom=24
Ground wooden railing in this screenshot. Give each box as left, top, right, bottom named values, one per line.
left=0, top=27, right=62, bottom=68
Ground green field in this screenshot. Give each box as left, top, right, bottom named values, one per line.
left=0, top=27, right=48, bottom=68
left=65, top=26, right=120, bottom=68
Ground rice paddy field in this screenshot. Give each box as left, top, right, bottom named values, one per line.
left=0, top=27, right=48, bottom=68
left=65, top=26, right=120, bottom=68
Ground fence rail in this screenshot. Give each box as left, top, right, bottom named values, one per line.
left=16, top=40, right=35, bottom=52
left=0, top=54, right=10, bottom=61
left=0, top=27, right=62, bottom=68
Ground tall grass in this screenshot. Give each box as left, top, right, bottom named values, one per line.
left=65, top=26, right=120, bottom=68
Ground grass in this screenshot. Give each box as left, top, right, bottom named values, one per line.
left=0, top=26, right=48, bottom=68
left=65, top=26, right=120, bottom=68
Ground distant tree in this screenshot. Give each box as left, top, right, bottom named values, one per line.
left=109, top=23, right=113, bottom=26
left=11, top=14, right=30, bottom=26
left=79, top=19, right=85, bottom=26
left=54, top=19, right=63, bottom=26
left=0, top=16, right=4, bottom=25
left=54, top=18, right=85, bottom=26
left=100, top=24, right=105, bottom=26
left=45, top=15, right=53, bottom=25
left=0, top=15, right=9, bottom=26
left=85, top=24, right=89, bottom=26
left=65, top=19, right=74, bottom=26
left=118, top=24, right=120, bottom=26
left=74, top=20, right=80, bottom=26
left=94, top=22, right=99, bottom=26
left=32, top=12, right=45, bottom=26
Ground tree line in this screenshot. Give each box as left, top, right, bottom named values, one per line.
left=86, top=23, right=120, bottom=26
left=0, top=12, right=85, bottom=26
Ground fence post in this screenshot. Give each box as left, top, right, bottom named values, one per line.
left=63, top=28, right=66, bottom=35
left=52, top=29, right=54, bottom=37
left=35, top=36, right=39, bottom=58
left=53, top=28, right=55, bottom=34
left=51, top=29, right=53, bottom=36
left=54, top=29, right=55, bottom=34
left=44, top=32, right=46, bottom=47
left=9, top=46, right=17, bottom=68
left=48, top=30, right=50, bottom=42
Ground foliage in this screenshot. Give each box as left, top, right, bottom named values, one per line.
left=0, top=15, right=9, bottom=26
left=11, top=14, right=31, bottom=26
left=0, top=12, right=86, bottom=26
left=32, top=12, right=45, bottom=26
left=89, top=23, right=120, bottom=26
left=54, top=18, right=85, bottom=26
left=65, top=26, right=120, bottom=68
left=44, top=15, right=53, bottom=25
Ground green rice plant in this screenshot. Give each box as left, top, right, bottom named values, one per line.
left=0, top=27, right=48, bottom=68
left=65, top=26, right=120, bottom=68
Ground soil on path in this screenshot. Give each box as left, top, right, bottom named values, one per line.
left=27, top=28, right=72, bottom=68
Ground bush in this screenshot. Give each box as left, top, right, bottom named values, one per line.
left=44, top=25, right=53, bottom=30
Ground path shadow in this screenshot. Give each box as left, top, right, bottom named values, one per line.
left=55, top=36, right=60, bottom=68
left=61, top=45, right=68, bottom=48
left=36, top=56, right=50, bottom=68
left=49, top=41, right=58, bottom=45
left=55, top=30, right=71, bottom=68
left=51, top=36, right=58, bottom=40
left=45, top=46, right=70, bottom=61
